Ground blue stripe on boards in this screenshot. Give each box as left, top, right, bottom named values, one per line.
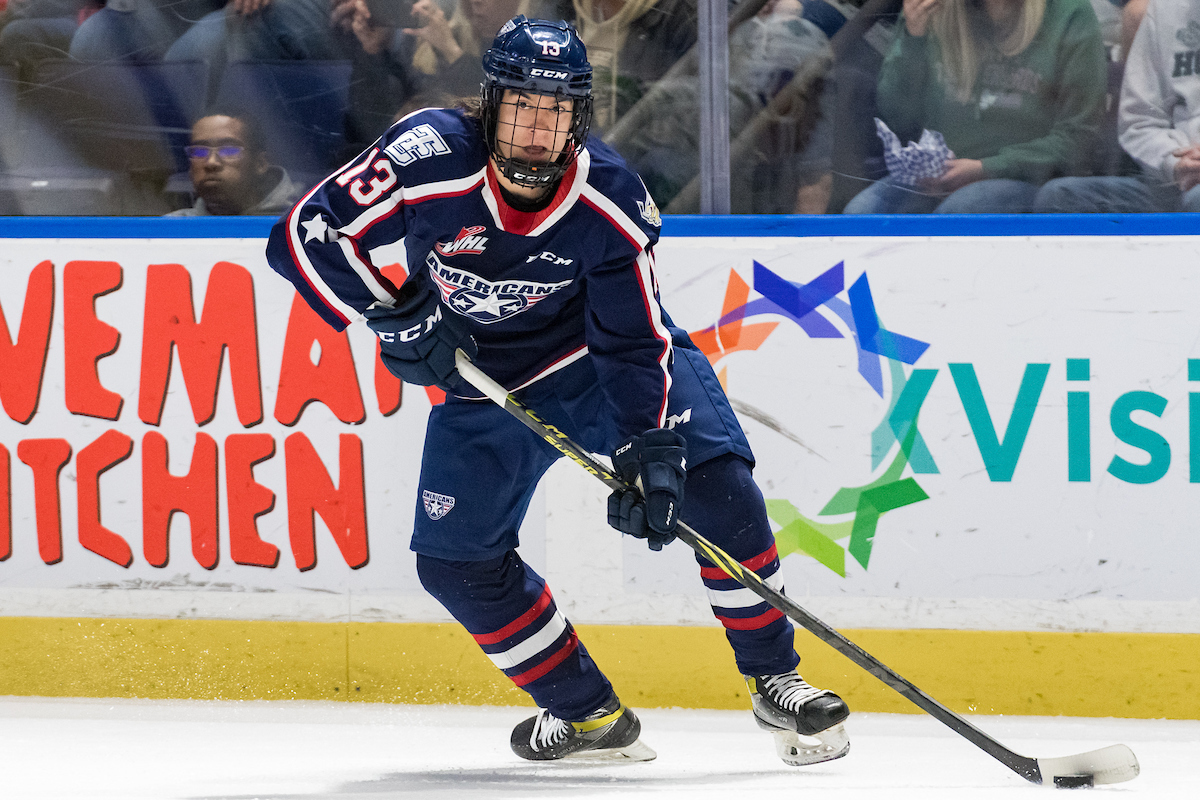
left=2, top=214, right=1199, bottom=239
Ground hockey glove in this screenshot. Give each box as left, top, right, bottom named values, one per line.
left=607, top=428, right=687, bottom=551
left=365, top=283, right=477, bottom=391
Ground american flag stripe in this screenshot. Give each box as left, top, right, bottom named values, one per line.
left=509, top=630, right=580, bottom=687
left=699, top=542, right=780, bottom=582
left=707, top=570, right=784, bottom=610
left=484, top=607, right=569, bottom=670
left=472, top=584, right=554, bottom=646
left=716, top=607, right=784, bottom=631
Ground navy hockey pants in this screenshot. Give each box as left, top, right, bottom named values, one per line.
left=413, top=348, right=800, bottom=720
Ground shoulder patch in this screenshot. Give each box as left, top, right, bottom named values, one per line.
left=637, top=184, right=662, bottom=229
left=384, top=124, right=451, bottom=166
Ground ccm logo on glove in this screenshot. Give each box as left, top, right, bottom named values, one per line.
left=608, top=428, right=687, bottom=551
left=366, top=282, right=476, bottom=391
left=374, top=306, right=442, bottom=344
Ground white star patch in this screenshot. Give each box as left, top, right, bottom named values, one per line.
left=301, top=215, right=331, bottom=243
left=466, top=293, right=520, bottom=317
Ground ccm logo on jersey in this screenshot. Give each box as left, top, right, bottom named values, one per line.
left=383, top=124, right=451, bottom=166
left=426, top=252, right=571, bottom=324
left=530, top=68, right=569, bottom=79
left=374, top=306, right=442, bottom=344
left=435, top=226, right=488, bottom=257
left=525, top=250, right=573, bottom=265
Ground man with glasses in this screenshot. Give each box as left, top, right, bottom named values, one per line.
left=169, top=112, right=301, bottom=216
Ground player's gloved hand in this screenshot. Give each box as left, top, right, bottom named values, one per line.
left=607, top=428, right=687, bottom=551
left=365, top=282, right=476, bottom=391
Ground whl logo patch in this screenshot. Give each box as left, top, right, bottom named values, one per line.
left=435, top=226, right=488, bottom=257
left=423, top=490, right=456, bottom=520
left=425, top=252, right=571, bottom=324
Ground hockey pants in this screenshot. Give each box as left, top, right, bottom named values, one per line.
left=417, top=453, right=800, bottom=721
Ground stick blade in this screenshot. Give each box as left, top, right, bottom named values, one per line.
left=1037, top=744, right=1139, bottom=786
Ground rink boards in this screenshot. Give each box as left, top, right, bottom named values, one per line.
left=0, top=216, right=1196, bottom=719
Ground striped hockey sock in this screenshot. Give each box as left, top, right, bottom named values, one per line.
left=684, top=454, right=800, bottom=676
left=416, top=550, right=614, bottom=720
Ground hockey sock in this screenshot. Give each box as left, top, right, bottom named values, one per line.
left=683, top=454, right=801, bottom=676
left=416, top=550, right=615, bottom=720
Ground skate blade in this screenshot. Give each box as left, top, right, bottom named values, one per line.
left=563, top=738, right=658, bottom=762
left=773, top=723, right=850, bottom=767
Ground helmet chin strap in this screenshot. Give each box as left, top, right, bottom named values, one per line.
left=493, top=149, right=570, bottom=191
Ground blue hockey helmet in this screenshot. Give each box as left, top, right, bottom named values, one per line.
left=481, top=16, right=593, bottom=188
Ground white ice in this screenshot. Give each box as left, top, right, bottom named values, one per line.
left=1, top=697, right=1196, bottom=799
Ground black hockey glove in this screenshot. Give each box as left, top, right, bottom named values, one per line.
left=365, top=283, right=476, bottom=391
left=607, top=428, right=687, bottom=551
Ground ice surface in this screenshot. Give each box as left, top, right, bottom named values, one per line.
left=1, top=697, right=1195, bottom=799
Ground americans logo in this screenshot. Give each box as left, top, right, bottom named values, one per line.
left=425, top=252, right=572, bottom=324
left=435, top=226, right=488, bottom=257
left=423, top=490, right=456, bottom=520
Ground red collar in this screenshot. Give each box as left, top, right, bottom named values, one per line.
left=485, top=160, right=578, bottom=235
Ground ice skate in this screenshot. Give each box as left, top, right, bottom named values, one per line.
left=511, top=694, right=656, bottom=762
left=746, top=670, right=851, bottom=766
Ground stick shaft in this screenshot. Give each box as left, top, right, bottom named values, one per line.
left=452, top=350, right=1041, bottom=782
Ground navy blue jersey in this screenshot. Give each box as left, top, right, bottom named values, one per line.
left=267, top=107, right=673, bottom=438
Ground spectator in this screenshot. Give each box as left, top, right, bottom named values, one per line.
left=70, top=0, right=349, bottom=88
left=1089, top=0, right=1119, bottom=58
left=825, top=0, right=904, bottom=213
left=612, top=0, right=836, bottom=212
left=571, top=0, right=699, bottom=131
left=1118, top=0, right=1145, bottom=60
left=68, top=0, right=223, bottom=61
left=163, top=0, right=353, bottom=79
left=168, top=112, right=302, bottom=215
left=1035, top=0, right=1200, bottom=213
left=341, top=0, right=571, bottom=97
left=337, top=0, right=574, bottom=147
left=0, top=0, right=94, bottom=81
left=340, top=0, right=498, bottom=100
left=843, top=0, right=1107, bottom=214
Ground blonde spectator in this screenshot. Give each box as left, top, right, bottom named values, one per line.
left=844, top=0, right=1107, bottom=213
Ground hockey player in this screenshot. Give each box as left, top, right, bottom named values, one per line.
left=266, top=16, right=849, bottom=765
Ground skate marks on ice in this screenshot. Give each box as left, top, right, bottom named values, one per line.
left=219, top=764, right=802, bottom=798
left=2, top=698, right=1198, bottom=799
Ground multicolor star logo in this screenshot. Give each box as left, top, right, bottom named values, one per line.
left=687, top=261, right=935, bottom=576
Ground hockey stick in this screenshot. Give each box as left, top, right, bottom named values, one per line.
left=453, top=349, right=1139, bottom=787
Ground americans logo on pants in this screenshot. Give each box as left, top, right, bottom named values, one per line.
left=422, top=490, right=456, bottom=520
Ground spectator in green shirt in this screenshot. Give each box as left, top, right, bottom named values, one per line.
left=844, top=0, right=1106, bottom=213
